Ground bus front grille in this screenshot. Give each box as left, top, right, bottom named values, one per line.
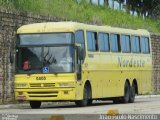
left=30, top=83, right=55, bottom=88
left=28, top=92, right=58, bottom=97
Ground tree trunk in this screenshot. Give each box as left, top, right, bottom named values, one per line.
left=132, top=10, right=135, bottom=15
left=137, top=11, right=140, bottom=16
left=112, top=0, right=115, bottom=9
left=104, top=0, right=109, bottom=7
left=119, top=2, right=122, bottom=10
left=98, top=0, right=100, bottom=5
left=90, top=0, right=92, bottom=4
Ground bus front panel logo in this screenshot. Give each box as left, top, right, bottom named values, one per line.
left=43, top=67, right=49, bottom=73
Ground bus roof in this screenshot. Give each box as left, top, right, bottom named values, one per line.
left=17, top=22, right=150, bottom=36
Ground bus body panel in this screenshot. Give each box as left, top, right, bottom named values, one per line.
left=82, top=52, right=152, bottom=99
left=15, top=73, right=85, bottom=101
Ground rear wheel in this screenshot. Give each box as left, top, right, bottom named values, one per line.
left=75, top=85, right=91, bottom=107
left=113, top=97, right=121, bottom=104
left=129, top=83, right=136, bottom=103
left=30, top=101, right=41, bottom=109
left=121, top=82, right=130, bottom=103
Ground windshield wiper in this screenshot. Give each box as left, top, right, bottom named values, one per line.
left=43, top=48, right=57, bottom=65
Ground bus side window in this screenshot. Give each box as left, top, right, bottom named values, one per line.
left=87, top=32, right=98, bottom=52
left=131, top=36, right=141, bottom=53
left=121, top=35, right=131, bottom=53
left=110, top=34, right=121, bottom=52
left=75, top=30, right=85, bottom=59
left=98, top=33, right=109, bottom=52
left=141, top=36, right=150, bottom=54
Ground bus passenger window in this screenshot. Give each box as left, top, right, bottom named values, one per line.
left=121, top=35, right=131, bottom=53
left=131, top=36, right=141, bottom=53
left=98, top=33, right=109, bottom=52
left=110, top=34, right=121, bottom=52
left=141, top=37, right=150, bottom=54
left=87, top=32, right=98, bottom=51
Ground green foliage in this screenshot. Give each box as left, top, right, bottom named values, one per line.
left=0, top=0, right=159, bottom=32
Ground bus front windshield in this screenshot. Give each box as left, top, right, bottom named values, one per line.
left=16, top=33, right=75, bottom=74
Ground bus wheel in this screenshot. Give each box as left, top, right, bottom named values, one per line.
left=122, top=82, right=130, bottom=103
left=129, top=83, right=136, bottom=103
left=75, top=85, right=89, bottom=107
left=87, top=99, right=93, bottom=106
left=113, top=98, right=121, bottom=104
left=30, top=101, right=41, bottom=109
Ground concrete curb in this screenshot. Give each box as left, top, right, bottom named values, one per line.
left=135, top=95, right=160, bottom=99
left=0, top=102, right=72, bottom=109
left=0, top=103, right=29, bottom=109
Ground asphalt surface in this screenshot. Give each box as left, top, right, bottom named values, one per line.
left=0, top=95, right=160, bottom=120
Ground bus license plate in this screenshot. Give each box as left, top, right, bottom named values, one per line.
left=17, top=96, right=26, bottom=100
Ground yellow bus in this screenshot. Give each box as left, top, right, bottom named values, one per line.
left=14, top=22, right=152, bottom=108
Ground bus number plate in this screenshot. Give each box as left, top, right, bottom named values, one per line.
left=36, top=76, right=46, bottom=80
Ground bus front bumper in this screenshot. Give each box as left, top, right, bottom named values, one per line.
left=14, top=88, right=76, bottom=101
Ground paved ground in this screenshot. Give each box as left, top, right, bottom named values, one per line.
left=0, top=95, right=160, bottom=120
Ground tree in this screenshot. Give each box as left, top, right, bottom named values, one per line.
left=125, top=0, right=159, bottom=19
left=126, top=0, right=131, bottom=14
left=104, top=0, right=109, bottom=7
left=90, top=0, right=92, bottom=4
left=115, top=0, right=125, bottom=10
left=112, top=0, right=115, bottom=9
left=151, top=0, right=160, bottom=19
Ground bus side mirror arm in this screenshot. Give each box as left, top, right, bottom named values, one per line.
left=76, top=64, right=82, bottom=80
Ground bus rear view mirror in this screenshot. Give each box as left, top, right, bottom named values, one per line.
left=78, top=47, right=84, bottom=60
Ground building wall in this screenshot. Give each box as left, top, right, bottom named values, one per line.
left=0, top=9, right=160, bottom=103
left=151, top=34, right=160, bottom=93
left=0, top=9, right=63, bottom=103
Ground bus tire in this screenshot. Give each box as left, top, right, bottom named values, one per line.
left=87, top=99, right=93, bottom=106
left=30, top=101, right=41, bottom=109
left=113, top=98, right=121, bottom=104
left=75, top=85, right=89, bottom=107
left=122, top=82, right=130, bottom=103
left=129, top=83, right=136, bottom=103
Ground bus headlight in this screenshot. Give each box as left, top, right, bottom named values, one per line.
left=15, top=83, right=27, bottom=88
left=59, top=83, right=74, bottom=87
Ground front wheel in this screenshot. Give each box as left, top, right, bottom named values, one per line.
left=75, top=85, right=89, bottom=107
left=30, top=101, right=41, bottom=109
